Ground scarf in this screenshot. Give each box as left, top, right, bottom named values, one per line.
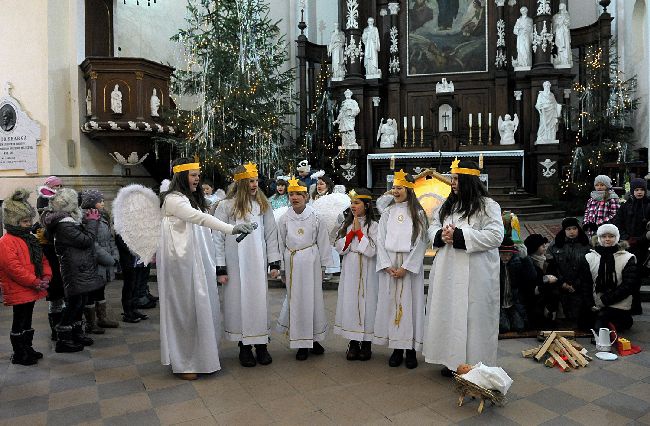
left=590, top=190, right=619, bottom=201
left=529, top=254, right=546, bottom=271
left=4, top=224, right=44, bottom=277
left=594, top=245, right=618, bottom=294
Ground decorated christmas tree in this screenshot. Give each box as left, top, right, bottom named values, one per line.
left=165, top=0, right=296, bottom=179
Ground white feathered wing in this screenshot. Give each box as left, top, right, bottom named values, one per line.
left=112, top=184, right=162, bottom=265
left=312, top=193, right=351, bottom=243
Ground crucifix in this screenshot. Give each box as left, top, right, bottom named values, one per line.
left=442, top=111, right=450, bottom=131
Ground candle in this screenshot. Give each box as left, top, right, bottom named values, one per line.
left=404, top=116, right=407, bottom=129
left=469, top=113, right=472, bottom=127
left=412, top=116, right=415, bottom=129
left=420, top=115, right=424, bottom=130
left=488, top=113, right=492, bottom=126
left=478, top=113, right=482, bottom=127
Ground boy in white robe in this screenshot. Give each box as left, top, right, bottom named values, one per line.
left=374, top=170, right=428, bottom=369
left=276, top=177, right=333, bottom=360
left=334, top=188, right=379, bottom=361
left=213, top=162, right=281, bottom=367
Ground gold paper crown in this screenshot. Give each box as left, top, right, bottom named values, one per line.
left=393, top=169, right=415, bottom=189
left=348, top=189, right=372, bottom=200
left=450, top=157, right=481, bottom=176
left=233, top=162, right=259, bottom=181
left=287, top=176, right=307, bottom=192
left=172, top=162, right=201, bottom=174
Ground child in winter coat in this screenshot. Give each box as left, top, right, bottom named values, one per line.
left=498, top=236, right=537, bottom=333
left=0, top=189, right=51, bottom=365
left=583, top=175, right=620, bottom=236
left=523, top=234, right=558, bottom=329
left=581, top=224, right=637, bottom=331
left=276, top=177, right=333, bottom=360
left=334, top=188, right=379, bottom=361
left=268, top=177, right=290, bottom=210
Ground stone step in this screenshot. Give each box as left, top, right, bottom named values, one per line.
left=516, top=210, right=567, bottom=221
left=500, top=204, right=557, bottom=214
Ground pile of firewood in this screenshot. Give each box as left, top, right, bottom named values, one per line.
left=521, top=331, right=591, bottom=371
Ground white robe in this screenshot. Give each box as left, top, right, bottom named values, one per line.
left=276, top=206, right=333, bottom=348
left=374, top=203, right=428, bottom=350
left=213, top=199, right=281, bottom=345
left=423, top=197, right=503, bottom=369
left=157, top=193, right=233, bottom=373
left=334, top=218, right=379, bottom=341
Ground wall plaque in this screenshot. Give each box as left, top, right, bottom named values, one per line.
left=0, top=82, right=42, bottom=173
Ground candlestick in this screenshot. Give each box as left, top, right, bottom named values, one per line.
left=412, top=116, right=416, bottom=146
left=403, top=116, right=408, bottom=146
left=420, top=115, right=424, bottom=130
left=488, top=113, right=492, bottom=127
left=469, top=113, right=472, bottom=127
left=469, top=127, right=473, bottom=145
left=478, top=113, right=482, bottom=127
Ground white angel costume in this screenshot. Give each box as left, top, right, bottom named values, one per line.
left=374, top=202, right=428, bottom=350
left=334, top=217, right=379, bottom=341
left=276, top=205, right=333, bottom=348
left=462, top=362, right=513, bottom=395
left=423, top=197, right=503, bottom=369
left=213, top=198, right=281, bottom=345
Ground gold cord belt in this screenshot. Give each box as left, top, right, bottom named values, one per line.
left=394, top=253, right=404, bottom=327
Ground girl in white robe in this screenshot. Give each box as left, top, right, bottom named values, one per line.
left=157, top=159, right=252, bottom=380
left=423, top=159, right=503, bottom=377
left=334, top=188, right=379, bottom=361
left=213, top=163, right=281, bottom=367
left=276, top=178, right=333, bottom=360
left=374, top=170, right=428, bottom=369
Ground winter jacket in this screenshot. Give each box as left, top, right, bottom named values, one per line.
left=0, top=234, right=51, bottom=306
left=613, top=195, right=650, bottom=242
left=580, top=247, right=637, bottom=311
left=546, top=238, right=591, bottom=287
left=89, top=211, right=118, bottom=282
left=44, top=212, right=103, bottom=297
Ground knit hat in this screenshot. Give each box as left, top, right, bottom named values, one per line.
left=597, top=224, right=620, bottom=245
left=44, top=176, right=63, bottom=188
left=80, top=189, right=104, bottom=209
left=594, top=175, right=612, bottom=189
left=499, top=235, right=518, bottom=253
left=296, top=160, right=311, bottom=173
left=524, top=234, right=549, bottom=255
left=631, top=178, right=647, bottom=191
left=561, top=217, right=580, bottom=230
left=49, top=188, right=80, bottom=213
left=2, top=189, right=36, bottom=227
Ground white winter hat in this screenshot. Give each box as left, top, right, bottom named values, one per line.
left=297, top=160, right=311, bottom=173
left=594, top=175, right=612, bottom=189
left=597, top=223, right=620, bottom=245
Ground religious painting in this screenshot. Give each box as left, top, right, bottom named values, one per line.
left=407, top=0, right=488, bottom=75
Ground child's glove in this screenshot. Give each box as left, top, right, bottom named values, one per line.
left=232, top=223, right=256, bottom=235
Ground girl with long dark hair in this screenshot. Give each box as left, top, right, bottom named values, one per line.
left=423, top=159, right=503, bottom=377
left=374, top=170, right=428, bottom=369
left=334, top=188, right=380, bottom=361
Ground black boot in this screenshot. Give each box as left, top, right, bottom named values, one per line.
left=83, top=306, right=105, bottom=334
left=346, top=340, right=360, bottom=361
left=238, top=342, right=256, bottom=367
left=296, top=348, right=309, bottom=361
left=358, top=341, right=372, bottom=361
left=254, top=344, right=273, bottom=365
left=22, top=329, right=43, bottom=360
left=10, top=332, right=37, bottom=366
left=48, top=312, right=62, bottom=341
left=388, top=349, right=404, bottom=367
left=55, top=325, right=84, bottom=353
left=121, top=312, right=141, bottom=323
left=72, top=321, right=93, bottom=346
left=133, top=310, right=149, bottom=320
left=310, top=341, right=325, bottom=355
left=405, top=349, right=418, bottom=369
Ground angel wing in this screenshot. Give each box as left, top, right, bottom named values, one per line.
left=312, top=192, right=351, bottom=244
left=109, top=152, right=127, bottom=164
left=497, top=116, right=504, bottom=133
left=112, top=184, right=162, bottom=265
left=377, top=118, right=384, bottom=142
left=513, top=114, right=519, bottom=132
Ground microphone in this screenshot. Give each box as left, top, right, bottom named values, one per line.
left=235, top=222, right=258, bottom=243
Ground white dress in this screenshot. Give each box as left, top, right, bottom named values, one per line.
left=373, top=202, right=428, bottom=350
left=423, top=198, right=503, bottom=369
left=157, top=193, right=233, bottom=373
left=213, top=198, right=281, bottom=345
left=333, top=218, right=379, bottom=341
left=276, top=206, right=333, bottom=348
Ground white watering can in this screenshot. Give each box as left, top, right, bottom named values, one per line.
left=591, top=327, right=617, bottom=352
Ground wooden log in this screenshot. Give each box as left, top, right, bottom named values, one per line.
left=570, top=340, right=584, bottom=351
left=535, top=332, right=557, bottom=361
left=538, top=330, right=576, bottom=341
left=522, top=346, right=542, bottom=358
left=558, top=336, right=588, bottom=367
left=545, top=357, right=556, bottom=368
left=553, top=343, right=578, bottom=368
left=548, top=348, right=570, bottom=371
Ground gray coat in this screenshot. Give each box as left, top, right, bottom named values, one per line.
left=94, top=212, right=119, bottom=282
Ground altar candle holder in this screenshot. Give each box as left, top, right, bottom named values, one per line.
left=478, top=123, right=483, bottom=145
left=420, top=116, right=424, bottom=147
left=487, top=112, right=493, bottom=146
left=468, top=127, right=473, bottom=145
left=411, top=116, right=416, bottom=147
left=403, top=117, right=408, bottom=147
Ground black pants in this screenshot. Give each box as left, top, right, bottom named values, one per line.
left=86, top=286, right=106, bottom=305
left=594, top=307, right=633, bottom=332
left=60, top=294, right=87, bottom=327
left=12, top=302, right=35, bottom=333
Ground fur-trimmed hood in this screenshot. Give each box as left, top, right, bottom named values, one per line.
left=2, top=188, right=36, bottom=227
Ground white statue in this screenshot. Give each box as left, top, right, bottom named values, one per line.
left=85, top=89, right=92, bottom=117
left=150, top=88, right=160, bottom=117
left=110, top=84, right=123, bottom=114
left=512, top=7, right=533, bottom=70
left=377, top=118, right=397, bottom=148
left=334, top=89, right=361, bottom=150
left=552, top=3, right=572, bottom=69
left=435, top=78, right=455, bottom=93
left=361, top=17, right=381, bottom=79
left=498, top=114, right=519, bottom=145
left=535, top=81, right=562, bottom=144
left=328, top=23, right=346, bottom=81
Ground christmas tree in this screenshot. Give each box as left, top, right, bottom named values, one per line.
left=166, top=0, right=296, bottom=179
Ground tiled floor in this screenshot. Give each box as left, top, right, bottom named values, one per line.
left=1, top=283, right=649, bottom=425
